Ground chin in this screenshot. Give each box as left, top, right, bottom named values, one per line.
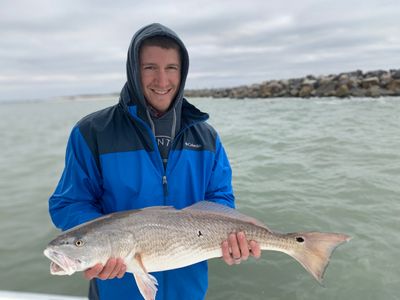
left=150, top=100, right=174, bottom=112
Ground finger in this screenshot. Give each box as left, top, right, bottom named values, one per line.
left=237, top=232, right=249, bottom=260
left=228, top=233, right=241, bottom=260
left=117, top=263, right=127, bottom=279
left=108, top=258, right=124, bottom=279
left=249, top=240, right=261, bottom=259
left=84, top=263, right=103, bottom=280
left=221, top=240, right=234, bottom=265
left=98, top=258, right=117, bottom=280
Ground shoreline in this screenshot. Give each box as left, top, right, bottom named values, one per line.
left=4, top=69, right=400, bottom=103
left=185, top=69, right=400, bottom=99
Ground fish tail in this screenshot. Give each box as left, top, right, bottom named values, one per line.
left=283, top=231, right=351, bottom=283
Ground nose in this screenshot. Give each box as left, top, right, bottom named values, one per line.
left=155, top=70, right=168, bottom=88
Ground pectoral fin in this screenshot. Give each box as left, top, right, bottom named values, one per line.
left=127, top=253, right=158, bottom=300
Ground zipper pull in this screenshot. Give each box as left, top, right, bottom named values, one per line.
left=162, top=175, right=168, bottom=197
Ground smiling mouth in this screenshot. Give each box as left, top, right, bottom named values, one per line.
left=151, top=88, right=171, bottom=95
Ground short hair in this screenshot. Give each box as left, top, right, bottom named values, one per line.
left=140, top=36, right=181, bottom=60
left=141, top=36, right=180, bottom=50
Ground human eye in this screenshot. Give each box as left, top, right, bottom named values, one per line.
left=167, top=65, right=180, bottom=71
left=143, top=64, right=156, bottom=71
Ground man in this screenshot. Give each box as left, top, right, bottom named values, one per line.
left=49, top=23, right=260, bottom=300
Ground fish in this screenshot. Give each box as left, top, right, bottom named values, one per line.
left=44, top=201, right=351, bottom=300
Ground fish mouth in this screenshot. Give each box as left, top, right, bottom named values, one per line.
left=43, top=248, right=81, bottom=276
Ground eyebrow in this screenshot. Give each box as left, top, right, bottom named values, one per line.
left=141, top=63, right=180, bottom=68
left=167, top=63, right=180, bottom=68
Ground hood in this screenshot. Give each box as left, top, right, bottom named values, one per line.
left=119, top=23, right=189, bottom=121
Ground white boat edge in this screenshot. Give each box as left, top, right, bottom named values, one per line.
left=0, top=291, right=87, bottom=300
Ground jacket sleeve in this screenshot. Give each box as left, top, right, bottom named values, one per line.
left=205, top=135, right=235, bottom=208
left=48, top=126, right=104, bottom=231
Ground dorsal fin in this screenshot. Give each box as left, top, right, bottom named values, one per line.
left=141, top=205, right=176, bottom=211
left=183, top=201, right=270, bottom=230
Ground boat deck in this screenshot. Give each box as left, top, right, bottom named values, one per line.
left=0, top=291, right=87, bottom=300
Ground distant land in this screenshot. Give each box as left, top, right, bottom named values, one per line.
left=60, top=68, right=400, bottom=101
left=185, top=69, right=400, bottom=99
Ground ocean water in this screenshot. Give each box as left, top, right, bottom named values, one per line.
left=0, top=96, right=399, bottom=299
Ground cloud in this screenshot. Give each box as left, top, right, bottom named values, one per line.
left=0, top=0, right=400, bottom=100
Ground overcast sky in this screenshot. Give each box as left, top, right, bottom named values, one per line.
left=1, top=0, right=400, bottom=101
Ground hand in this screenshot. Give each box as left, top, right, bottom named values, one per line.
left=221, top=232, right=261, bottom=265
left=84, top=258, right=127, bottom=280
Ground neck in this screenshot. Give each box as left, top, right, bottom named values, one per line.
left=148, top=104, right=167, bottom=118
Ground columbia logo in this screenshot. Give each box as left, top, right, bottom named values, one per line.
left=185, top=142, right=202, bottom=148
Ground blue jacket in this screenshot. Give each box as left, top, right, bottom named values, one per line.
left=48, top=23, right=235, bottom=300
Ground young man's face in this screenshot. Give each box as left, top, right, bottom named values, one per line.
left=140, top=45, right=181, bottom=113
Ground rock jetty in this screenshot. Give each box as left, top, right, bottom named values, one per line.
left=185, top=69, right=400, bottom=98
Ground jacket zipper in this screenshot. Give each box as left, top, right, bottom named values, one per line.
left=161, top=120, right=201, bottom=200
left=162, top=175, right=168, bottom=197
left=126, top=106, right=207, bottom=201
left=129, top=110, right=169, bottom=200
left=161, top=118, right=206, bottom=199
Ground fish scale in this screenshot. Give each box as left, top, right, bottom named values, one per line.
left=130, top=211, right=271, bottom=272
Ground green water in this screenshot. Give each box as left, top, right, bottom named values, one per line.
left=0, top=97, right=399, bottom=299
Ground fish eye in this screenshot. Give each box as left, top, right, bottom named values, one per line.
left=75, top=239, right=84, bottom=247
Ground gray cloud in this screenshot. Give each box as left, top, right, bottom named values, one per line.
left=0, top=0, right=399, bottom=101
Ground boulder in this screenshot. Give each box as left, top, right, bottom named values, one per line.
left=366, top=86, right=381, bottom=97
left=299, top=85, right=314, bottom=97
left=349, top=87, right=366, bottom=97
left=361, top=77, right=380, bottom=88
left=269, top=81, right=283, bottom=94
left=216, top=89, right=229, bottom=98
left=387, top=79, right=400, bottom=92
left=248, top=89, right=261, bottom=98
left=347, top=76, right=360, bottom=88
left=338, top=74, right=353, bottom=88
left=338, top=74, right=349, bottom=82
left=302, top=78, right=317, bottom=87
left=318, top=75, right=335, bottom=83
left=335, top=84, right=350, bottom=98
left=365, top=70, right=386, bottom=78
left=186, top=68, right=400, bottom=98
left=391, top=70, right=400, bottom=79
left=259, top=84, right=272, bottom=97
left=289, top=88, right=299, bottom=97
left=380, top=73, right=392, bottom=86
left=340, top=70, right=363, bottom=78
left=315, top=81, right=337, bottom=97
